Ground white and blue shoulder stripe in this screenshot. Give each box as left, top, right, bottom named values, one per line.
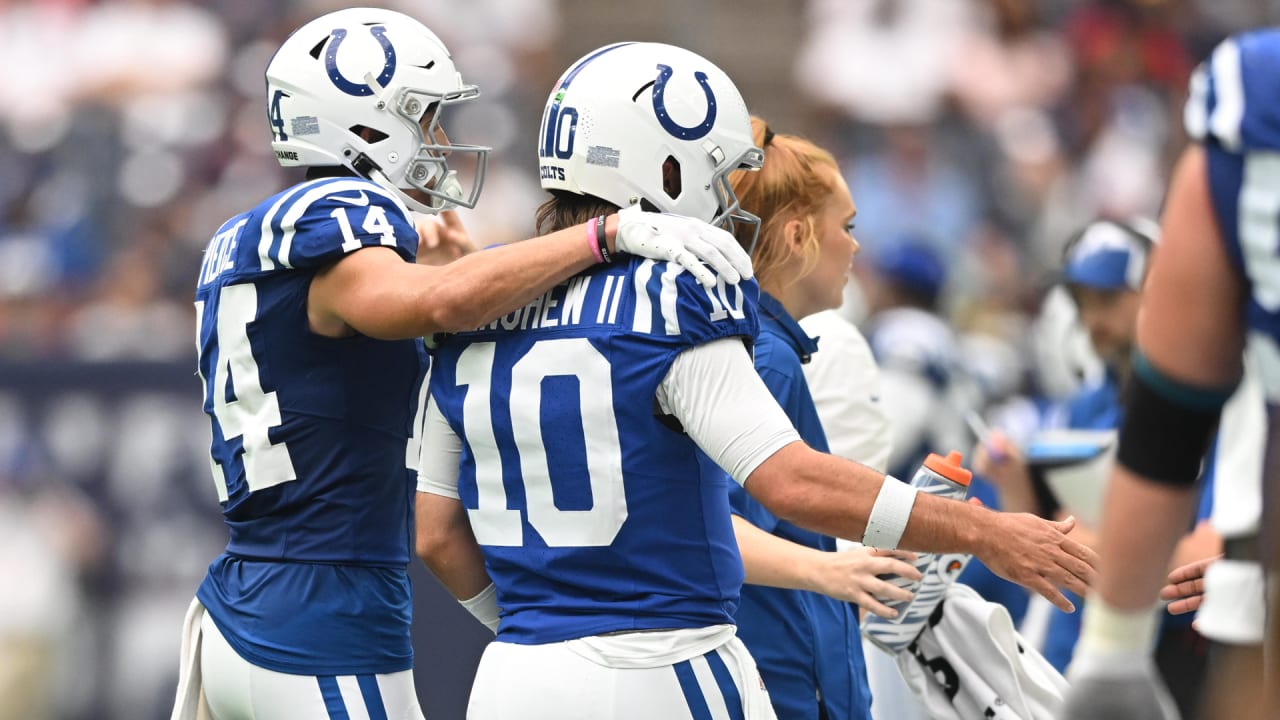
left=1186, top=29, right=1280, bottom=153
left=257, top=178, right=412, bottom=271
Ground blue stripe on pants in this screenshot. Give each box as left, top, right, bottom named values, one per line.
left=357, top=675, right=389, bottom=720
left=705, top=650, right=745, bottom=720
left=316, top=676, right=349, bottom=719
left=674, top=660, right=713, bottom=720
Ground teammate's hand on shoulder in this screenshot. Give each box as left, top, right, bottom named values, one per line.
left=416, top=210, right=477, bottom=265
left=978, top=513, right=1097, bottom=613
left=1160, top=554, right=1218, bottom=615
left=614, top=205, right=753, bottom=287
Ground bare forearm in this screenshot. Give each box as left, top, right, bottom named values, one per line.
left=317, top=218, right=618, bottom=339
left=420, top=217, right=617, bottom=332
left=420, top=532, right=491, bottom=601
left=1095, top=467, right=1200, bottom=610
left=746, top=445, right=879, bottom=541
left=748, top=444, right=983, bottom=556
left=733, top=514, right=826, bottom=592
left=415, top=496, right=492, bottom=601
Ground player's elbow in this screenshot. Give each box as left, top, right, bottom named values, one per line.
left=346, top=266, right=481, bottom=338
left=744, top=443, right=822, bottom=524
left=414, top=509, right=456, bottom=564
left=418, top=281, right=485, bottom=334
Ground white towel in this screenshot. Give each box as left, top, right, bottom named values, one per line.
left=169, top=598, right=212, bottom=720
left=891, top=584, right=1068, bottom=720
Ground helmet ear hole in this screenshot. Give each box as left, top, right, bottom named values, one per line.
left=350, top=125, right=389, bottom=144
left=308, top=37, right=328, bottom=60
left=662, top=156, right=682, bottom=200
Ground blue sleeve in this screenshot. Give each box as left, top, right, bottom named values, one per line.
left=269, top=179, right=418, bottom=271
left=1186, top=29, right=1280, bottom=153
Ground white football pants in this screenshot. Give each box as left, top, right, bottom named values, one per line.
left=466, top=635, right=776, bottom=720
left=194, top=605, right=424, bottom=720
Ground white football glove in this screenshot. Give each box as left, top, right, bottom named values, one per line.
left=1059, top=651, right=1179, bottom=720
left=1058, top=598, right=1178, bottom=720
left=614, top=205, right=754, bottom=287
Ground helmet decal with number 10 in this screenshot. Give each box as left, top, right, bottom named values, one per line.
left=538, top=42, right=764, bottom=248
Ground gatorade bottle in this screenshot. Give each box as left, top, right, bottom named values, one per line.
left=863, top=451, right=972, bottom=653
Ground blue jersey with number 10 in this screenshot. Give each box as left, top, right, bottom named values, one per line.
left=428, top=257, right=759, bottom=644
left=1187, top=29, right=1280, bottom=397
left=193, top=176, right=428, bottom=676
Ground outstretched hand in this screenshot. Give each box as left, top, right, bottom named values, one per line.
left=1160, top=555, right=1219, bottom=615
left=614, top=205, right=754, bottom=287
left=978, top=513, right=1098, bottom=612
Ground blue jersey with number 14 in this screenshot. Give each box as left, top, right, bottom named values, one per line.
left=193, top=176, right=428, bottom=676
left=429, top=257, right=759, bottom=644
left=1187, top=29, right=1280, bottom=395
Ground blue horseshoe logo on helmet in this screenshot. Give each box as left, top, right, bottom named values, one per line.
left=325, top=26, right=397, bottom=97
left=651, top=64, right=717, bottom=140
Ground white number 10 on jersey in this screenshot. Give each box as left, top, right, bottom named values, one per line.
left=456, top=338, right=628, bottom=548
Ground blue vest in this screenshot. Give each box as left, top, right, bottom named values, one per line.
left=725, top=292, right=873, bottom=720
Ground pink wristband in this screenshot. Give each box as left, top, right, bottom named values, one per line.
left=586, top=219, right=605, bottom=263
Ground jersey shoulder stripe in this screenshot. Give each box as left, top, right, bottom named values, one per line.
left=256, top=178, right=416, bottom=272
left=1186, top=30, right=1280, bottom=152
left=627, top=258, right=760, bottom=347
left=458, top=257, right=759, bottom=349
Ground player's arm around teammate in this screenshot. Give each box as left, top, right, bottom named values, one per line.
left=413, top=313, right=1098, bottom=616
left=309, top=205, right=751, bottom=340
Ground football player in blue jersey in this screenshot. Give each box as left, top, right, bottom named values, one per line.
left=170, top=10, right=757, bottom=720
left=415, top=42, right=1096, bottom=720
left=1059, top=28, right=1280, bottom=720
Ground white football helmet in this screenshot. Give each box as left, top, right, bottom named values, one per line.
left=265, top=8, right=489, bottom=213
left=538, top=42, right=763, bottom=246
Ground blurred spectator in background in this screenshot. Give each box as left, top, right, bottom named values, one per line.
left=844, top=126, right=986, bottom=270
left=861, top=241, right=974, bottom=480
left=973, top=218, right=1221, bottom=717
left=66, top=240, right=192, bottom=362
left=796, top=0, right=978, bottom=131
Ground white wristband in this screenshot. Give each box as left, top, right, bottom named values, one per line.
left=460, top=583, right=500, bottom=634
left=862, top=475, right=918, bottom=549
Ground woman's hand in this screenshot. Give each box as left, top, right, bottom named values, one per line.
left=811, top=546, right=922, bottom=619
